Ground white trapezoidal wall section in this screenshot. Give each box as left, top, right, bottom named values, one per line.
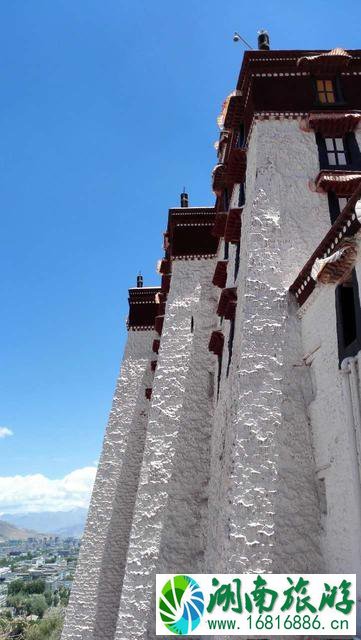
left=206, top=119, right=328, bottom=575
left=300, top=282, right=361, bottom=634
left=62, top=329, right=154, bottom=640
left=114, top=258, right=216, bottom=640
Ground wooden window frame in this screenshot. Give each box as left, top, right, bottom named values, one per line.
left=313, top=76, right=344, bottom=107
left=316, top=132, right=361, bottom=171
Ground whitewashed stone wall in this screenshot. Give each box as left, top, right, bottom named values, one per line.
left=62, top=329, right=154, bottom=640
left=206, top=119, right=329, bottom=575
left=114, top=258, right=217, bottom=640
left=300, top=279, right=361, bottom=634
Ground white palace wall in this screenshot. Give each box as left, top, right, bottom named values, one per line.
left=114, top=258, right=217, bottom=640
left=62, top=329, right=154, bottom=640
left=300, top=279, right=361, bottom=632
left=206, top=118, right=331, bottom=574
left=62, top=115, right=361, bottom=640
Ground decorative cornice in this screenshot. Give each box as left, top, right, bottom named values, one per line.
left=212, top=212, right=228, bottom=238
left=166, top=207, right=218, bottom=259
left=312, top=170, right=361, bottom=195
left=212, top=163, right=227, bottom=195
left=217, top=287, right=237, bottom=319
left=212, top=261, right=228, bottom=289
left=290, top=184, right=361, bottom=306
left=224, top=208, right=242, bottom=244
left=301, top=110, right=361, bottom=136
left=127, top=287, right=161, bottom=330
left=208, top=330, right=224, bottom=356
left=297, top=48, right=352, bottom=73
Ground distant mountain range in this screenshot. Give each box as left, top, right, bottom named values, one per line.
left=0, top=520, right=44, bottom=542
left=1, top=508, right=88, bottom=538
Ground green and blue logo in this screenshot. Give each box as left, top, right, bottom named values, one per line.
left=159, top=575, right=205, bottom=635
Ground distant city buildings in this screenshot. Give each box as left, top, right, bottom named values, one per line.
left=0, top=536, right=80, bottom=611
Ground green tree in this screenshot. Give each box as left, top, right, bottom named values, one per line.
left=7, top=592, right=30, bottom=615
left=28, top=594, right=47, bottom=619
left=8, top=578, right=25, bottom=595
left=26, top=580, right=46, bottom=595
left=24, top=611, right=64, bottom=640
left=58, top=587, right=69, bottom=607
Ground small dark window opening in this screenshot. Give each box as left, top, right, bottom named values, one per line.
left=238, top=183, right=245, bottom=208
left=190, top=316, right=194, bottom=333
left=217, top=354, right=223, bottom=399
left=226, top=318, right=235, bottom=377
left=317, top=478, right=327, bottom=516
left=335, top=270, right=361, bottom=364
left=234, top=243, right=240, bottom=281
left=222, top=189, right=229, bottom=211
left=237, top=123, right=245, bottom=148
left=327, top=192, right=348, bottom=224
left=224, top=241, right=229, bottom=260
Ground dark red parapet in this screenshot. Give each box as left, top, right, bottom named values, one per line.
left=159, top=258, right=172, bottom=275
left=212, top=212, right=228, bottom=238
left=217, top=287, right=237, bottom=320
left=224, top=208, right=242, bottom=244
left=167, top=207, right=218, bottom=259
left=161, top=274, right=171, bottom=294
left=208, top=330, right=224, bottom=356
left=305, top=111, right=361, bottom=137
left=297, top=48, right=352, bottom=73
left=223, top=93, right=243, bottom=130
left=127, top=287, right=161, bottom=330
left=212, top=261, right=228, bottom=289
left=212, top=163, right=227, bottom=196
left=314, top=171, right=361, bottom=196
left=145, top=388, right=152, bottom=400
left=155, top=315, right=164, bottom=336
left=226, top=147, right=247, bottom=186
left=290, top=183, right=361, bottom=306
left=152, top=339, right=160, bottom=354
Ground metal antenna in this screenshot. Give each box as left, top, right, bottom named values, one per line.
left=233, top=32, right=254, bottom=49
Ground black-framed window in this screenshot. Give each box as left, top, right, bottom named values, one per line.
left=238, top=183, right=245, bottom=208
left=316, top=132, right=361, bottom=171
left=226, top=318, right=235, bottom=377
left=325, top=138, right=347, bottom=166
left=234, top=243, right=240, bottom=281
left=335, top=270, right=361, bottom=365
left=327, top=193, right=349, bottom=224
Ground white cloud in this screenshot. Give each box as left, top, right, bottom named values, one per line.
left=0, top=427, right=13, bottom=439
left=0, top=466, right=97, bottom=514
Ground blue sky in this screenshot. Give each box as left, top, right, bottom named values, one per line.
left=1, top=0, right=360, bottom=512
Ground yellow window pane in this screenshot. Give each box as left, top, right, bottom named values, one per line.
left=316, top=80, right=324, bottom=90
left=326, top=92, right=335, bottom=103
left=325, top=80, right=333, bottom=91
left=319, top=92, right=327, bottom=103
